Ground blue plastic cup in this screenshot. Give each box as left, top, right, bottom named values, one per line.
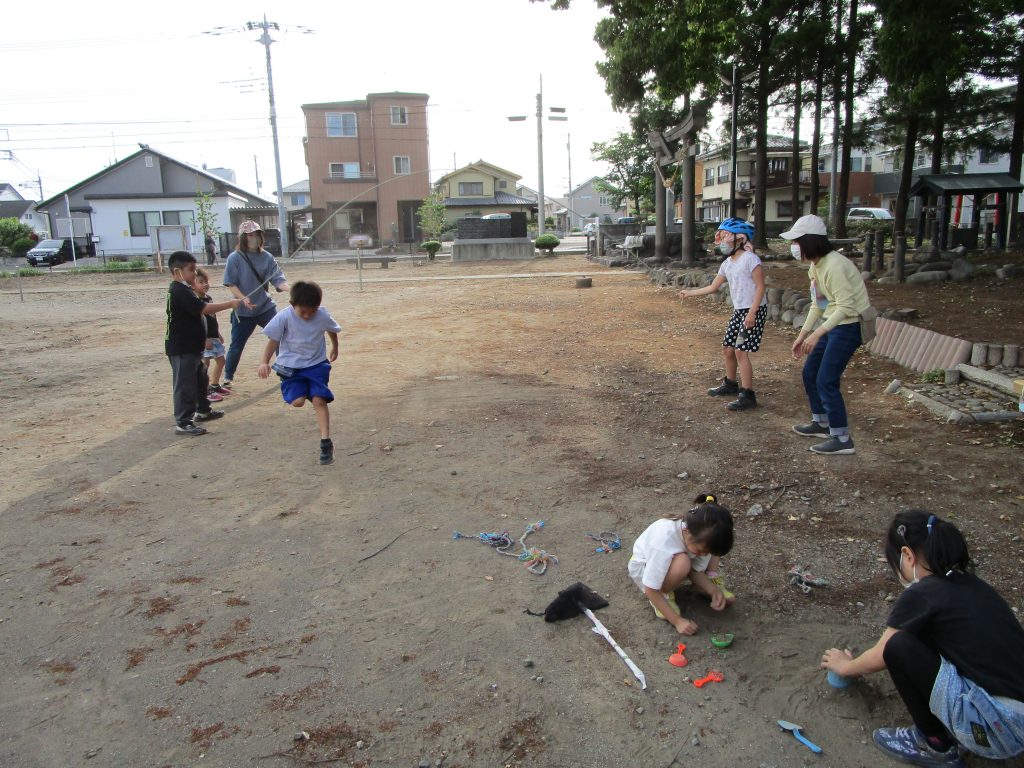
left=827, top=670, right=852, bottom=689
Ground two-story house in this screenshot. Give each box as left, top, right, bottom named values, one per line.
left=698, top=135, right=818, bottom=230
left=0, top=184, right=49, bottom=237
left=436, top=161, right=534, bottom=221
left=567, top=177, right=626, bottom=227
left=302, top=92, right=430, bottom=247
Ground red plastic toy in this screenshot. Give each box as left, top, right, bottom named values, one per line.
left=669, top=643, right=688, bottom=667
left=693, top=670, right=725, bottom=688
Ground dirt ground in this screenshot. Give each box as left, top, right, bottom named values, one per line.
left=1, top=253, right=1022, bottom=768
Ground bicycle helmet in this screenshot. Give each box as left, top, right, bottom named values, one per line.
left=717, top=217, right=755, bottom=241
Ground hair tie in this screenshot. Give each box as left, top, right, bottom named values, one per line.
left=706, top=494, right=715, bottom=503
left=926, top=515, right=937, bottom=536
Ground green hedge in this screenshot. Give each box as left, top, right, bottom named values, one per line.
left=534, top=234, right=560, bottom=253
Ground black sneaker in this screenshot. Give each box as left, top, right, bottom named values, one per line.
left=726, top=388, right=757, bottom=410
left=194, top=409, right=225, bottom=422
left=792, top=422, right=830, bottom=437
left=810, top=435, right=856, bottom=455
left=319, top=438, right=334, bottom=466
left=175, top=422, right=207, bottom=436
left=707, top=377, right=739, bottom=397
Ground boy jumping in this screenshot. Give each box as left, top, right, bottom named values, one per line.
left=256, top=281, right=341, bottom=465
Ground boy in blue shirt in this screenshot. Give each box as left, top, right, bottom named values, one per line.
left=256, top=281, right=341, bottom=464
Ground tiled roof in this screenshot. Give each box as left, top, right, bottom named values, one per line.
left=699, top=134, right=808, bottom=160
left=442, top=192, right=534, bottom=207
left=0, top=200, right=34, bottom=219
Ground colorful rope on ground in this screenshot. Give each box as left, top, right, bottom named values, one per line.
left=585, top=530, right=622, bottom=554
left=452, top=520, right=557, bottom=575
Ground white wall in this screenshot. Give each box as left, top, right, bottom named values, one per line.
left=88, top=197, right=236, bottom=256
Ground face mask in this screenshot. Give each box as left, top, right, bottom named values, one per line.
left=716, top=242, right=734, bottom=257
left=790, top=244, right=802, bottom=261
left=897, top=551, right=919, bottom=588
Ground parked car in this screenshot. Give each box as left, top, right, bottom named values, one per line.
left=481, top=213, right=511, bottom=220
left=847, top=207, right=893, bottom=222
left=616, top=216, right=638, bottom=224
left=26, top=238, right=74, bottom=267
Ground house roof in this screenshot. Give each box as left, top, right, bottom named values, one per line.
left=569, top=176, right=604, bottom=195
left=699, top=134, right=808, bottom=160
left=909, top=173, right=1024, bottom=197
left=435, top=160, right=522, bottom=186
left=0, top=200, right=35, bottom=219
left=0, top=183, right=25, bottom=200
left=441, top=192, right=534, bottom=208
left=38, top=145, right=273, bottom=209
left=280, top=180, right=310, bottom=194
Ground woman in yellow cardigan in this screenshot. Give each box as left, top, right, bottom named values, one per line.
left=781, top=215, right=871, bottom=456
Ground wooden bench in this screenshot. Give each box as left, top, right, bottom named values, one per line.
left=345, top=256, right=397, bottom=269
left=621, top=234, right=645, bottom=258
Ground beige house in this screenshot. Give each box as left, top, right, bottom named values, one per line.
left=435, top=161, right=534, bottom=221
left=302, top=92, right=430, bottom=246
left=698, top=135, right=817, bottom=233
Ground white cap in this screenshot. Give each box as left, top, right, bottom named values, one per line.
left=779, top=214, right=827, bottom=240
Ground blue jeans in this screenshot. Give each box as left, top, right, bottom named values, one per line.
left=224, top=306, right=277, bottom=381
left=802, top=322, right=861, bottom=434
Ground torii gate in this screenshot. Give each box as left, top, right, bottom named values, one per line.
left=648, top=105, right=707, bottom=265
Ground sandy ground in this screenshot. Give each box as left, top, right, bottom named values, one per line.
left=1, top=254, right=1022, bottom=768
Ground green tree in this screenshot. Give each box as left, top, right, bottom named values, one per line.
left=0, top=217, right=36, bottom=257
left=194, top=190, right=219, bottom=240
left=416, top=192, right=448, bottom=240
left=592, top=131, right=653, bottom=214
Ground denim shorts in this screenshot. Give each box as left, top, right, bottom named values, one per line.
left=203, top=339, right=226, bottom=359
left=930, top=656, right=1024, bottom=758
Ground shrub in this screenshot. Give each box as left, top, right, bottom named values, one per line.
left=11, top=237, right=35, bottom=257
left=846, top=220, right=892, bottom=244
left=421, top=240, right=442, bottom=260
left=534, top=234, right=560, bottom=254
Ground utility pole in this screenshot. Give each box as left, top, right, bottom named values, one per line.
left=246, top=16, right=288, bottom=256
left=253, top=154, right=262, bottom=191
left=536, top=80, right=546, bottom=236
left=566, top=133, right=573, bottom=231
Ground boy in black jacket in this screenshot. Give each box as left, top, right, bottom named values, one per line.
left=165, top=251, right=246, bottom=435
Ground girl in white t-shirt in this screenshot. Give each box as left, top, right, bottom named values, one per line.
left=628, top=493, right=735, bottom=635
left=680, top=218, right=767, bottom=411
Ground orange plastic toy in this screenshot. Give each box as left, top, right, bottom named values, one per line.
left=693, top=670, right=724, bottom=688
left=669, top=643, right=688, bottom=667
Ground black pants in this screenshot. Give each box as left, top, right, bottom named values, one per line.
left=883, top=630, right=951, bottom=744
left=168, top=353, right=210, bottom=426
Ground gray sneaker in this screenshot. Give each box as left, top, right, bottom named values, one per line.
left=194, top=409, right=225, bottom=422
left=873, top=726, right=964, bottom=767
left=175, top=422, right=207, bottom=436
left=792, top=422, right=830, bottom=437
left=810, top=436, right=855, bottom=455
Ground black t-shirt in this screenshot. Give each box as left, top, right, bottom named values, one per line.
left=887, top=572, right=1024, bottom=700
left=201, top=295, right=220, bottom=339
left=165, top=281, right=207, bottom=356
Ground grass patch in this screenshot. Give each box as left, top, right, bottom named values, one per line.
left=67, top=259, right=150, bottom=274
left=0, top=267, right=45, bottom=277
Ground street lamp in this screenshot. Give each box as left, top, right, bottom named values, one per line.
left=718, top=63, right=756, bottom=219
left=508, top=75, right=566, bottom=236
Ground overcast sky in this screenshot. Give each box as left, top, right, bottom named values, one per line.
left=1, top=0, right=633, bottom=204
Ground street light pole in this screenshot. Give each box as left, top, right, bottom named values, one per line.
left=567, top=133, right=573, bottom=231
left=247, top=16, right=289, bottom=257
left=536, top=78, right=545, bottom=236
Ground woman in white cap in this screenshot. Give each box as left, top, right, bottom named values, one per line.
left=222, top=220, right=289, bottom=387
left=780, top=214, right=870, bottom=455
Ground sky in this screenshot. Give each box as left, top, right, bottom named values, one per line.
left=1, top=0, right=633, bottom=204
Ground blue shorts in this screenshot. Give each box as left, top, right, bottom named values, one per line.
left=203, top=339, right=226, bottom=359
left=280, top=360, right=334, bottom=404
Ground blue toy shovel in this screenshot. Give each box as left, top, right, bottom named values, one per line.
left=778, top=720, right=823, bottom=753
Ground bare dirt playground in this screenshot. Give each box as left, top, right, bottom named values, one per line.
left=1, top=252, right=1022, bottom=768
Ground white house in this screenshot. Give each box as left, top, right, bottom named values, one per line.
left=0, top=185, right=50, bottom=237
left=37, top=145, right=274, bottom=258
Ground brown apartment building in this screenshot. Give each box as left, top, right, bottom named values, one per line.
left=302, top=92, right=430, bottom=247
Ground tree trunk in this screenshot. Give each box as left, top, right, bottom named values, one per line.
left=894, top=112, right=919, bottom=282
left=1006, top=48, right=1024, bottom=246
left=654, top=164, right=667, bottom=260
left=790, top=4, right=804, bottom=222
left=680, top=140, right=696, bottom=265
left=836, top=0, right=858, bottom=239
left=810, top=54, right=825, bottom=213
left=753, top=54, right=770, bottom=248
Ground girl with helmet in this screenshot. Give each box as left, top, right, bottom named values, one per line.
left=679, top=217, right=767, bottom=411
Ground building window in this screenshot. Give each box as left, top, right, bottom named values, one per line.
left=849, top=157, right=863, bottom=172
left=326, top=112, right=357, bottom=137
left=705, top=167, right=714, bottom=185
left=291, top=194, right=306, bottom=206
left=128, top=211, right=161, bottom=236
left=777, top=200, right=797, bottom=218
left=864, top=156, right=873, bottom=172
left=329, top=162, right=361, bottom=179
left=979, top=148, right=1001, bottom=164
left=393, top=156, right=411, bottom=175
left=717, top=164, right=729, bottom=183
left=162, top=210, right=195, bottom=234
left=459, top=182, right=483, bottom=196
left=498, top=180, right=507, bottom=189
left=390, top=106, right=408, bottom=125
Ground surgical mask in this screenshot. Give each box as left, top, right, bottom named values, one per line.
left=716, top=242, right=734, bottom=257
left=790, top=244, right=802, bottom=261
left=897, top=551, right=920, bottom=588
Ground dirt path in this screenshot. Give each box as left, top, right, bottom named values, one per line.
left=1, top=255, right=1022, bottom=768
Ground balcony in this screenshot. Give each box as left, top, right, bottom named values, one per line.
left=325, top=170, right=377, bottom=183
